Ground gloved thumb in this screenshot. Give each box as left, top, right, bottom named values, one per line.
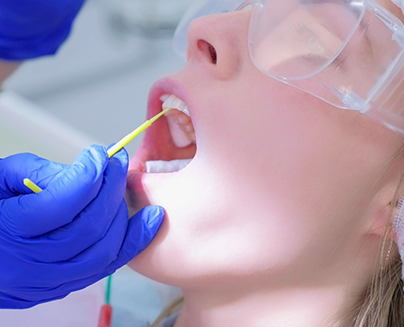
left=101, top=206, right=165, bottom=276
left=121, top=206, right=165, bottom=261
left=129, top=205, right=165, bottom=254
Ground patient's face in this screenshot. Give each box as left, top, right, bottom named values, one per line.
left=127, top=1, right=403, bottom=290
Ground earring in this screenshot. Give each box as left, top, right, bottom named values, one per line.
left=389, top=197, right=404, bottom=269
left=382, top=198, right=404, bottom=269
left=382, top=226, right=394, bottom=269
left=393, top=197, right=404, bottom=241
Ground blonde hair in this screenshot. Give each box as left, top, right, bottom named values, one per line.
left=349, top=171, right=404, bottom=327
left=150, top=294, right=184, bottom=327
left=351, top=259, right=403, bottom=327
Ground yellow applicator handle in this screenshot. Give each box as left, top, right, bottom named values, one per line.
left=107, top=108, right=171, bottom=158
left=23, top=109, right=172, bottom=193
left=23, top=178, right=43, bottom=193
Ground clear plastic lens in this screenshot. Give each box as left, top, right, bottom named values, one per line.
left=174, top=0, right=404, bottom=134
left=249, top=0, right=364, bottom=79
left=249, top=0, right=404, bottom=116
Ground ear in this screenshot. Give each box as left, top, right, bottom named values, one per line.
left=366, top=187, right=402, bottom=241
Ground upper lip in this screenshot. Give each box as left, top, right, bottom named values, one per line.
left=147, top=77, right=192, bottom=119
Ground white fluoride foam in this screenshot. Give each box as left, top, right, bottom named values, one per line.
left=145, top=159, right=192, bottom=173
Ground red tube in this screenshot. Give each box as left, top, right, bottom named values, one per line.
left=97, top=304, right=113, bottom=327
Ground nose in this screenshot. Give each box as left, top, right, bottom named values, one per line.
left=186, top=11, right=251, bottom=80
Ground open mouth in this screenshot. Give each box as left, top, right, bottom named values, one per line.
left=130, top=93, right=197, bottom=174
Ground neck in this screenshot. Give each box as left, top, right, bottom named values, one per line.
left=174, top=285, right=361, bottom=327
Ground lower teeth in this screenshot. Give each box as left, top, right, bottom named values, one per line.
left=145, top=159, right=192, bottom=173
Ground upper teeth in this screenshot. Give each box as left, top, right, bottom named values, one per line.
left=160, top=94, right=195, bottom=148
left=160, top=94, right=190, bottom=116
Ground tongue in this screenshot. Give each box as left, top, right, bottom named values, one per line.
left=145, top=159, right=192, bottom=173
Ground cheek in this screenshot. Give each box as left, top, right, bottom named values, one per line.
left=198, top=78, right=345, bottom=205
left=191, top=82, right=382, bottom=252
left=130, top=70, right=399, bottom=287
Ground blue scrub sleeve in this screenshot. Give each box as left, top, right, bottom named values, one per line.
left=0, top=0, right=86, bottom=60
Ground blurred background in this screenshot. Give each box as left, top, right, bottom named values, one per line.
left=1, top=0, right=188, bottom=163
left=0, top=0, right=190, bottom=326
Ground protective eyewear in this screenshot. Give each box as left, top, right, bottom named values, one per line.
left=173, top=0, right=404, bottom=134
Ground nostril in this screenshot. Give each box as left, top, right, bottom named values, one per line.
left=208, top=44, right=217, bottom=65
left=197, top=40, right=217, bottom=65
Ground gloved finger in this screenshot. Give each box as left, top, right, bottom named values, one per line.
left=19, top=201, right=130, bottom=290
left=21, top=149, right=129, bottom=262
left=0, top=145, right=109, bottom=238
left=11, top=206, right=165, bottom=302
left=0, top=153, right=66, bottom=199
left=76, top=205, right=165, bottom=282
left=101, top=205, right=166, bottom=275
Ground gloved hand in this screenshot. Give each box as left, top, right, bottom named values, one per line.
left=0, top=0, right=86, bottom=60
left=0, top=145, right=164, bottom=309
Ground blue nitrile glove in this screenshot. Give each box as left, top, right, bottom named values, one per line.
left=0, top=0, right=86, bottom=60
left=0, top=145, right=164, bottom=309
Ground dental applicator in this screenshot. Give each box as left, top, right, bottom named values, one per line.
left=107, top=108, right=172, bottom=157
left=23, top=107, right=173, bottom=194
left=24, top=93, right=192, bottom=193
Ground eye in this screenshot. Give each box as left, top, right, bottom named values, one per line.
left=296, top=22, right=327, bottom=55
left=295, top=21, right=342, bottom=65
